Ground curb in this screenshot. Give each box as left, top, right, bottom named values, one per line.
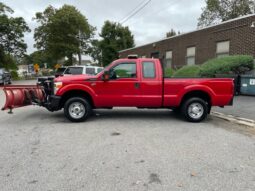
left=212, top=111, right=255, bottom=128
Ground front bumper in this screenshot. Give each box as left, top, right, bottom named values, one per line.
left=45, top=95, right=61, bottom=112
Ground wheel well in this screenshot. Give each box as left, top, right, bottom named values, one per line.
left=60, top=90, right=94, bottom=109
left=181, top=90, right=211, bottom=107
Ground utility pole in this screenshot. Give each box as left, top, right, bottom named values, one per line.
left=78, top=30, right=82, bottom=65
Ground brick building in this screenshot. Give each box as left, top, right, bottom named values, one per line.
left=119, top=14, right=255, bottom=69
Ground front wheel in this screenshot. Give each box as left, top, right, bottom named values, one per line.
left=64, top=97, right=92, bottom=122
left=181, top=97, right=208, bottom=122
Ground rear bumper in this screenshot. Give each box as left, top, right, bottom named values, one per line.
left=228, top=96, right=234, bottom=106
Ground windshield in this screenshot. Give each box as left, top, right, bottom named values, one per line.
left=64, top=67, right=83, bottom=75
left=0, top=69, right=3, bottom=74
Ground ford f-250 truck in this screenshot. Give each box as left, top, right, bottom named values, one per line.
left=1, top=56, right=234, bottom=122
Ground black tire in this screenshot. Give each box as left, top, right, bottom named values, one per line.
left=181, top=97, right=208, bottom=122
left=64, top=97, right=92, bottom=122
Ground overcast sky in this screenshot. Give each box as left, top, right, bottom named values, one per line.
left=4, top=0, right=205, bottom=54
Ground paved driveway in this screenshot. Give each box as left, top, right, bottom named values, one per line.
left=213, top=96, right=255, bottom=121
left=0, top=81, right=255, bottom=191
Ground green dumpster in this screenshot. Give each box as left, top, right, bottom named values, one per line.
left=240, top=75, right=255, bottom=96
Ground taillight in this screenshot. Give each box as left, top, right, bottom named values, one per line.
left=232, top=79, right=235, bottom=95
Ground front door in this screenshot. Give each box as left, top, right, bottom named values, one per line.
left=94, top=62, right=141, bottom=107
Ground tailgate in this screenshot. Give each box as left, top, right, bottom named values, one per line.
left=1, top=85, right=45, bottom=111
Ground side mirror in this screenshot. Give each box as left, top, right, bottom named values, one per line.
left=102, top=70, right=110, bottom=81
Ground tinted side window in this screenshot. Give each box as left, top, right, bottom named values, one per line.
left=142, top=61, right=156, bottom=78
left=65, top=67, right=83, bottom=75
left=110, top=63, right=136, bottom=79
left=86, top=68, right=95, bottom=75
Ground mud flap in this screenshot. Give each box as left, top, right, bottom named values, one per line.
left=1, top=85, right=45, bottom=112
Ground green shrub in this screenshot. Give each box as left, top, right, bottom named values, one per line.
left=10, top=70, right=19, bottom=80
left=173, top=65, right=201, bottom=78
left=199, top=55, right=254, bottom=77
left=164, top=68, right=174, bottom=77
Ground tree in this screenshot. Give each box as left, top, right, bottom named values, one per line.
left=34, top=5, right=95, bottom=65
left=198, top=0, right=255, bottom=28
left=30, top=51, right=57, bottom=68
left=88, top=39, right=102, bottom=66
left=0, top=2, right=30, bottom=69
left=99, top=21, right=135, bottom=66
left=166, top=29, right=180, bottom=38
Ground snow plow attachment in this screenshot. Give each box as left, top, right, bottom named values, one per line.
left=1, top=85, right=45, bottom=112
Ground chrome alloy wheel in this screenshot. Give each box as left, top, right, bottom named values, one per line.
left=188, top=103, right=204, bottom=119
left=68, top=102, right=86, bottom=119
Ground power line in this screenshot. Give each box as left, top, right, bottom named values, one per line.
left=120, top=0, right=152, bottom=24
left=119, top=0, right=149, bottom=23
left=127, top=0, right=183, bottom=25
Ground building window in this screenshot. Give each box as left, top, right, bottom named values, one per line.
left=151, top=52, right=160, bottom=58
left=186, top=47, right=196, bottom=65
left=216, top=41, right=230, bottom=58
left=165, top=51, right=172, bottom=68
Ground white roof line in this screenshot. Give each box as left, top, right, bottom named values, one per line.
left=119, top=13, right=255, bottom=53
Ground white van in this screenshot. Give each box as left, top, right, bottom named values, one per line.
left=64, top=66, right=103, bottom=76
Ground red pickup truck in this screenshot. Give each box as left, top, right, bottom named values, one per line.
left=2, top=57, right=234, bottom=122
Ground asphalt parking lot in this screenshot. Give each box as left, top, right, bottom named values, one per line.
left=0, top=80, right=255, bottom=191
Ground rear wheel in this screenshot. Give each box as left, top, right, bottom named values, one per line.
left=181, top=97, right=208, bottom=122
left=64, top=97, right=92, bottom=122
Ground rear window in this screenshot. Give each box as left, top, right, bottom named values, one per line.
left=86, top=67, right=95, bottom=75
left=65, top=67, right=83, bottom=75
left=142, top=61, right=156, bottom=78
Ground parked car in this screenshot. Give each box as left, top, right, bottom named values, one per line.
left=64, top=66, right=103, bottom=76
left=94, top=66, right=104, bottom=74
left=55, top=67, right=66, bottom=78
left=2, top=56, right=234, bottom=123
left=0, top=68, right=11, bottom=85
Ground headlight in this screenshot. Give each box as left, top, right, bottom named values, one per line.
left=54, top=82, right=63, bottom=94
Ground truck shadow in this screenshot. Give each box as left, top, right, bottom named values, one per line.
left=90, top=109, right=185, bottom=122
left=36, top=108, right=211, bottom=123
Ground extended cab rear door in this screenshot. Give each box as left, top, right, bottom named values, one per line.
left=138, top=59, right=163, bottom=107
